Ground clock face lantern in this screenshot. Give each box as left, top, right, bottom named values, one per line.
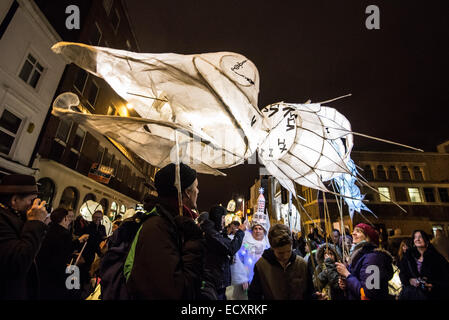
left=257, top=102, right=354, bottom=196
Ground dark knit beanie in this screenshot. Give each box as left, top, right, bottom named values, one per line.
left=155, top=163, right=197, bottom=197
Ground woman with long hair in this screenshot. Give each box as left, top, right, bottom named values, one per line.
left=399, top=230, right=449, bottom=300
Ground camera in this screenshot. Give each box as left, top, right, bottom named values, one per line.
left=417, top=278, right=427, bottom=290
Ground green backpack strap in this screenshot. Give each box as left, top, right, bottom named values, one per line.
left=123, top=207, right=158, bottom=281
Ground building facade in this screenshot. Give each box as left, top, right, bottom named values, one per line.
left=253, top=146, right=449, bottom=237
left=0, top=0, right=66, bottom=176
left=297, top=149, right=449, bottom=237
left=33, top=0, right=157, bottom=218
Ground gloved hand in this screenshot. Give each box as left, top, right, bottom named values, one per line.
left=174, top=215, right=204, bottom=241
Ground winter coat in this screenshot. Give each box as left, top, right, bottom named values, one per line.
left=231, top=230, right=270, bottom=285
left=126, top=202, right=205, bottom=299
left=432, top=235, right=449, bottom=262
left=345, top=241, right=394, bottom=300
left=200, top=219, right=244, bottom=294
left=36, top=223, right=82, bottom=300
left=0, top=205, right=47, bottom=299
left=248, top=248, right=311, bottom=300
left=314, top=244, right=345, bottom=300
left=399, top=244, right=449, bottom=299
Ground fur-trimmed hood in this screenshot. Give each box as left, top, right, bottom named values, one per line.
left=349, top=241, right=393, bottom=266
left=316, top=243, right=342, bottom=265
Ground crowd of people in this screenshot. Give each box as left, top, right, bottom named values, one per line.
left=1, top=163, right=449, bottom=300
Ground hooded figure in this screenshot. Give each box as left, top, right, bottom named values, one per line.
left=229, top=218, right=270, bottom=299
left=199, top=205, right=245, bottom=300
left=314, top=243, right=345, bottom=300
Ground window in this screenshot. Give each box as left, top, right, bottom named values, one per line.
left=37, top=178, right=55, bottom=212
left=394, top=187, right=408, bottom=202
left=401, top=166, right=411, bottom=181
left=102, top=151, right=112, bottom=167
left=376, top=165, right=387, bottom=180
left=111, top=157, right=119, bottom=176
left=378, top=187, right=391, bottom=202
left=408, top=188, right=422, bottom=203
left=83, top=193, right=96, bottom=203
left=94, top=147, right=104, bottom=165
left=19, top=54, right=44, bottom=88
left=103, top=0, right=113, bottom=15
left=0, top=109, right=22, bottom=155
left=107, top=105, right=117, bottom=115
left=55, top=119, right=72, bottom=143
left=387, top=166, right=399, bottom=181
left=86, top=81, right=99, bottom=107
left=120, top=204, right=126, bottom=214
left=110, top=202, right=117, bottom=220
left=72, top=126, right=85, bottom=152
left=111, top=9, right=120, bottom=32
left=74, top=69, right=88, bottom=93
left=413, top=166, right=423, bottom=181
left=89, top=23, right=102, bottom=46
left=364, top=165, right=374, bottom=181
left=59, top=187, right=79, bottom=211
left=116, top=162, right=123, bottom=180
left=438, top=188, right=449, bottom=203
left=423, top=188, right=435, bottom=202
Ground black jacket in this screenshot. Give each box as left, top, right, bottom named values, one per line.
left=36, top=223, right=82, bottom=300
left=0, top=205, right=47, bottom=299
left=399, top=244, right=449, bottom=299
left=200, top=219, right=244, bottom=292
left=126, top=202, right=205, bottom=299
left=80, top=222, right=106, bottom=267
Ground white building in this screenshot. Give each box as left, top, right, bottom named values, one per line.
left=0, top=0, right=66, bottom=175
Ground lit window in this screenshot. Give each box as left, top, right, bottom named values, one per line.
left=378, top=187, right=391, bottom=202
left=19, top=54, right=44, bottom=88
left=107, top=105, right=117, bottom=115
left=0, top=109, right=22, bottom=155
left=408, top=188, right=422, bottom=203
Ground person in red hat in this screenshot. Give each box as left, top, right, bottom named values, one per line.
left=0, top=174, right=48, bottom=299
left=335, top=223, right=394, bottom=300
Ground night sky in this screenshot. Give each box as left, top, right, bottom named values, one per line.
left=126, top=0, right=449, bottom=210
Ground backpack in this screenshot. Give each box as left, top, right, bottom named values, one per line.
left=99, top=208, right=158, bottom=300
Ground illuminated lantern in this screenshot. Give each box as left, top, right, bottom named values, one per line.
left=51, top=42, right=421, bottom=219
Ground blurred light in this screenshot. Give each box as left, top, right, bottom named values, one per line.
left=126, top=103, right=134, bottom=110
left=119, top=106, right=129, bottom=117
